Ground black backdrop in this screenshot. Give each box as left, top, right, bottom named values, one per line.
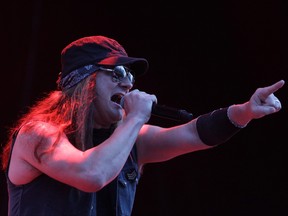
left=1, top=1, right=288, bottom=215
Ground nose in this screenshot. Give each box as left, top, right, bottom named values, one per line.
left=119, top=77, right=133, bottom=90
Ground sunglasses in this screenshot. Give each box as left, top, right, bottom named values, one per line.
left=99, top=65, right=135, bottom=84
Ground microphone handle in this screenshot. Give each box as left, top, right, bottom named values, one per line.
left=151, top=103, right=193, bottom=122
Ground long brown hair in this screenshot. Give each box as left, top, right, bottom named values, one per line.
left=1, top=73, right=97, bottom=170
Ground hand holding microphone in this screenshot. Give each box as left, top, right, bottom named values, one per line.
left=120, top=90, right=193, bottom=123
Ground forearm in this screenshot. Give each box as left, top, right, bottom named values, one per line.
left=83, top=116, right=144, bottom=190
left=196, top=106, right=246, bottom=146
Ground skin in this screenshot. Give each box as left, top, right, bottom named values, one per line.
left=8, top=71, right=285, bottom=192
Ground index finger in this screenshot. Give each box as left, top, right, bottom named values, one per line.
left=259, top=80, right=285, bottom=99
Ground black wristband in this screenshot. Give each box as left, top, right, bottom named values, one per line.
left=196, top=107, right=242, bottom=146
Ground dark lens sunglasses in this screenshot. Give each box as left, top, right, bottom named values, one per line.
left=99, top=65, right=135, bottom=84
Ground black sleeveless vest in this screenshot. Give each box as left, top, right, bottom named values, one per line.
left=6, top=128, right=140, bottom=216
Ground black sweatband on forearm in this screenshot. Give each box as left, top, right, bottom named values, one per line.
left=196, top=107, right=242, bottom=146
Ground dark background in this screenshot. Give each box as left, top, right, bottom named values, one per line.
left=1, top=0, right=288, bottom=215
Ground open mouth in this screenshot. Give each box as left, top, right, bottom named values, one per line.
left=111, top=94, right=123, bottom=105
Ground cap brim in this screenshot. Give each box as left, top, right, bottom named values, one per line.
left=97, top=56, right=149, bottom=76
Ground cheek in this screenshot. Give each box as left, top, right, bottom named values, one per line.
left=95, top=81, right=111, bottom=98
left=94, top=77, right=113, bottom=104
left=95, top=76, right=106, bottom=94
left=96, top=73, right=115, bottom=89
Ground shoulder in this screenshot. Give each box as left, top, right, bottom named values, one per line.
left=18, top=121, right=61, bottom=141
left=15, top=121, right=65, bottom=155
left=8, top=121, right=64, bottom=184
left=9, top=121, right=68, bottom=181
left=20, top=121, right=60, bottom=135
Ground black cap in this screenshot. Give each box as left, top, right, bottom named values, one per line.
left=60, top=35, right=149, bottom=80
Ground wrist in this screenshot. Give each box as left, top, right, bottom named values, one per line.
left=227, top=104, right=251, bottom=128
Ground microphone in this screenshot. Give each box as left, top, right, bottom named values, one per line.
left=120, top=98, right=193, bottom=123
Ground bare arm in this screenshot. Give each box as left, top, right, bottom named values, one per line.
left=9, top=116, right=145, bottom=192
left=136, top=80, right=285, bottom=166
left=9, top=88, right=159, bottom=192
